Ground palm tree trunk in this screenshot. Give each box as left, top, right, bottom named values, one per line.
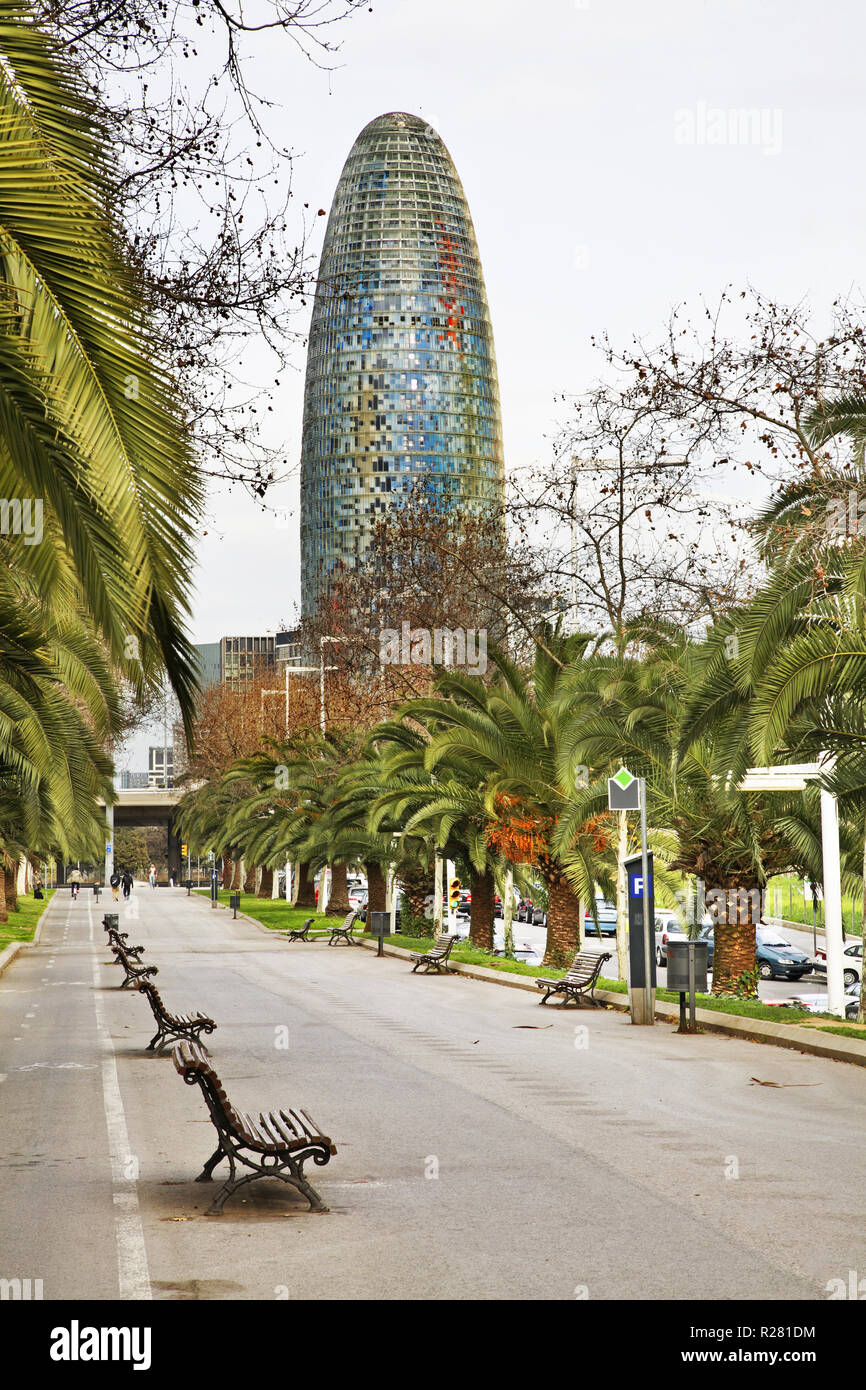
left=257, top=867, right=274, bottom=898
left=469, top=868, right=495, bottom=949
left=243, top=863, right=256, bottom=894
left=231, top=858, right=242, bottom=891
left=0, top=867, right=8, bottom=924
left=222, top=854, right=233, bottom=892
left=542, top=869, right=584, bottom=969
left=5, top=863, right=18, bottom=915
left=294, top=861, right=316, bottom=907
left=709, top=885, right=759, bottom=995
left=365, top=861, right=387, bottom=930
left=328, top=862, right=351, bottom=915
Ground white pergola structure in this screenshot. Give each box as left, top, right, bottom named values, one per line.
left=738, top=763, right=845, bottom=1017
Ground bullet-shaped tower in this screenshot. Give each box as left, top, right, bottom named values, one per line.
left=300, top=111, right=505, bottom=618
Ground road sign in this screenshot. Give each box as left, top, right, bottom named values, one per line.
left=608, top=766, right=640, bottom=811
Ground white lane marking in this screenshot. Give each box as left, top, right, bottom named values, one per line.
left=89, top=895, right=151, bottom=1301
left=0, top=1074, right=6, bottom=1083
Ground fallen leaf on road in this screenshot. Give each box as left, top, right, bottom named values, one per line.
left=513, top=1024, right=553, bottom=1030
left=749, top=1077, right=822, bottom=1087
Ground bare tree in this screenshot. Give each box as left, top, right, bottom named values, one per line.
left=37, top=0, right=370, bottom=494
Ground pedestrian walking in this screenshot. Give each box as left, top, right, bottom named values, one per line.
left=121, top=868, right=133, bottom=900
left=148, top=863, right=157, bottom=890
left=110, top=869, right=121, bottom=902
left=33, top=874, right=44, bottom=901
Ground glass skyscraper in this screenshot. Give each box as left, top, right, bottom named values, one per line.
left=300, top=111, right=505, bottom=618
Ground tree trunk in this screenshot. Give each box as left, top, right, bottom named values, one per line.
left=541, top=869, right=584, bottom=969
left=5, top=864, right=18, bottom=915
left=243, top=863, right=256, bottom=894
left=222, top=854, right=233, bottom=892
left=708, top=885, right=759, bottom=995
left=469, top=868, right=495, bottom=949
left=396, top=859, right=434, bottom=923
left=231, top=858, right=243, bottom=891
left=294, top=861, right=316, bottom=908
left=257, top=867, right=273, bottom=898
left=328, top=862, right=351, bottom=915
left=0, top=868, right=8, bottom=924
left=365, top=861, right=387, bottom=931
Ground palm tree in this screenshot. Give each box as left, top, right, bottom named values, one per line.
left=396, top=629, right=613, bottom=968
left=0, top=5, right=202, bottom=728
left=558, top=632, right=831, bottom=993
left=371, top=717, right=506, bottom=949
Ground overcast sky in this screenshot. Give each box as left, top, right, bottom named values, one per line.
left=120, top=0, right=866, bottom=769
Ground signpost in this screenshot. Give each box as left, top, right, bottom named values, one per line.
left=609, top=769, right=655, bottom=1027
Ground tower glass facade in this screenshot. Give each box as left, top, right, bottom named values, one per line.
left=300, top=111, right=505, bottom=617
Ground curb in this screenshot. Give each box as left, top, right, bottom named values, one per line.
left=0, top=941, right=22, bottom=978
left=0, top=889, right=60, bottom=976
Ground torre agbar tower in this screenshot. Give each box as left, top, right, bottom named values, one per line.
left=299, top=111, right=505, bottom=618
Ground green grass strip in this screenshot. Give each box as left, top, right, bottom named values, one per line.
left=0, top=888, right=55, bottom=951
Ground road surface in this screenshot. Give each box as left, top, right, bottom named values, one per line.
left=0, top=888, right=863, bottom=1301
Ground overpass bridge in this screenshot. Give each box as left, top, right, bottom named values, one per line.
left=97, top=787, right=188, bottom=883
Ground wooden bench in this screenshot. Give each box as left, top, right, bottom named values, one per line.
left=138, top=980, right=216, bottom=1052
left=327, top=911, right=359, bottom=946
left=410, top=934, right=460, bottom=974
left=536, top=950, right=612, bottom=1006
left=173, top=1040, right=336, bottom=1216
left=105, top=928, right=144, bottom=960
left=109, top=939, right=158, bottom=989
left=284, top=917, right=315, bottom=942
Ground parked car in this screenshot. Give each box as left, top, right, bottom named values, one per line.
left=698, top=924, right=811, bottom=980
left=812, top=939, right=862, bottom=987
left=655, top=913, right=688, bottom=966
left=348, top=886, right=368, bottom=912
left=585, top=899, right=617, bottom=937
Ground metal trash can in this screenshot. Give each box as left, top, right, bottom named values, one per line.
left=102, top=913, right=119, bottom=930
left=666, top=940, right=709, bottom=993
left=369, top=912, right=391, bottom=936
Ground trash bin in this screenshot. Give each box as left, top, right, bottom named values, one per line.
left=666, top=940, right=709, bottom=993
left=369, top=912, right=391, bottom=936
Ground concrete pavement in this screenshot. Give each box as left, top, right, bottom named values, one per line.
left=1, top=887, right=864, bottom=1301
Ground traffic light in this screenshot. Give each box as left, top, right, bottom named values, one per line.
left=448, top=878, right=461, bottom=910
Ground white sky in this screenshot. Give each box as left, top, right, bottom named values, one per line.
left=120, top=0, right=866, bottom=768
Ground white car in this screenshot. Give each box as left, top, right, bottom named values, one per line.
left=796, top=980, right=861, bottom=1020
left=654, top=913, right=687, bottom=966
left=811, top=940, right=862, bottom=987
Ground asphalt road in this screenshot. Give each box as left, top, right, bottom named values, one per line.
left=1, top=887, right=864, bottom=1302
